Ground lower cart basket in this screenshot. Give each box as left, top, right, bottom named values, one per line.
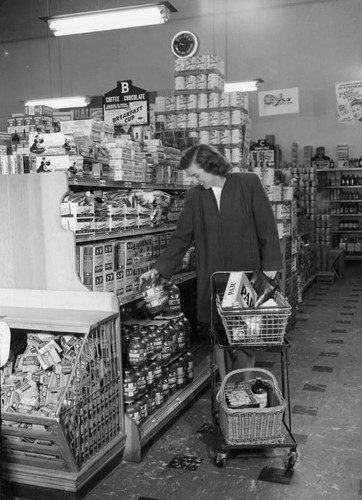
left=216, top=368, right=286, bottom=446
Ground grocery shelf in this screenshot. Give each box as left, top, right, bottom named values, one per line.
left=69, top=178, right=188, bottom=191
left=76, top=224, right=177, bottom=243
left=117, top=270, right=196, bottom=306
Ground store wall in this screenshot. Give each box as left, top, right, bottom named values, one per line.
left=1, top=0, right=361, bottom=161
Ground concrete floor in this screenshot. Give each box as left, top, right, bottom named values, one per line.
left=82, top=262, right=362, bottom=500
left=3, top=263, right=362, bottom=500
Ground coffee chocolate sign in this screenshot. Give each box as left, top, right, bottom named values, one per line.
left=103, top=80, right=149, bottom=127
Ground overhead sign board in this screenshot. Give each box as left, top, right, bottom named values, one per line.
left=103, top=80, right=149, bottom=127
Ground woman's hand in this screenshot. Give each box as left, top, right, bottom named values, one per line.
left=140, top=268, right=159, bottom=284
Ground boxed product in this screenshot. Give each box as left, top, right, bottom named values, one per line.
left=222, top=272, right=257, bottom=309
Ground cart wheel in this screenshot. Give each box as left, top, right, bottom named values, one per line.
left=214, top=453, right=227, bottom=468
left=284, top=450, right=297, bottom=471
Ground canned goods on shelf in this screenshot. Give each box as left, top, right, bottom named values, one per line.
left=155, top=96, right=166, bottom=112
left=220, top=110, right=231, bottom=126
left=219, top=92, right=230, bottom=108
left=197, top=93, right=208, bottom=109
left=209, top=111, right=220, bottom=126
left=198, top=111, right=209, bottom=127
left=209, top=129, right=221, bottom=145
left=231, top=128, right=242, bottom=144
left=199, top=130, right=210, bottom=144
left=176, top=94, right=187, bottom=110
left=185, top=74, right=196, bottom=90
left=186, top=94, right=197, bottom=110
left=176, top=113, right=188, bottom=129
left=165, top=95, right=176, bottom=111
left=175, top=75, right=185, bottom=91
left=207, top=73, right=219, bottom=90
left=196, top=73, right=207, bottom=90
left=231, top=109, right=242, bottom=125
left=208, top=92, right=220, bottom=108
left=166, top=114, right=177, bottom=128
left=187, top=112, right=198, bottom=128
left=220, top=129, right=231, bottom=145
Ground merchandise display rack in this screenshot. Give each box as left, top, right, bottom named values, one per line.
left=0, top=173, right=126, bottom=495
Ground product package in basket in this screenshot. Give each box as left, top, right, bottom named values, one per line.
left=221, top=272, right=257, bottom=309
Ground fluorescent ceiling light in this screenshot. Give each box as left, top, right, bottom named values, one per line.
left=42, top=2, right=176, bottom=37
left=25, top=96, right=90, bottom=109
left=225, top=79, right=264, bottom=92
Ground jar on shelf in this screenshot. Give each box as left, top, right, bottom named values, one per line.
left=123, top=368, right=138, bottom=404
left=128, top=334, right=147, bottom=367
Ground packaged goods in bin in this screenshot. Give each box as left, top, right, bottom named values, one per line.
left=225, top=385, right=260, bottom=409
left=217, top=368, right=286, bottom=446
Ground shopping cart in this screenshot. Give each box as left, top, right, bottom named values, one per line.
left=209, top=271, right=298, bottom=470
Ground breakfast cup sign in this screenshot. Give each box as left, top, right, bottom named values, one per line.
left=103, top=80, right=149, bottom=129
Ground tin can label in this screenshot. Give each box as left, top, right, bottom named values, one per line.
left=175, top=75, right=185, bottom=90
left=199, top=130, right=210, bottom=144
left=209, top=129, right=221, bottom=144
left=220, top=110, right=231, bottom=126
left=198, top=111, right=209, bottom=127
left=155, top=96, right=166, bottom=112
left=186, top=94, right=197, bottom=110
left=196, top=73, right=207, bottom=90
left=177, top=113, right=187, bottom=129
left=165, top=96, right=176, bottom=111
left=219, top=92, right=230, bottom=108
left=231, top=128, right=241, bottom=144
left=208, top=92, right=220, bottom=108
left=176, top=94, right=187, bottom=110
left=185, top=74, right=196, bottom=90
left=166, top=114, right=177, bottom=128
left=197, top=93, right=208, bottom=109
left=187, top=112, right=198, bottom=128
left=231, top=109, right=242, bottom=125
left=207, top=73, right=219, bottom=90
left=209, top=111, right=220, bottom=126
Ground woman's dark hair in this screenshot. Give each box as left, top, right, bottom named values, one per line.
left=180, top=144, right=232, bottom=176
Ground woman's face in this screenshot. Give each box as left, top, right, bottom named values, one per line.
left=186, top=162, right=220, bottom=189
left=352, top=103, right=362, bottom=120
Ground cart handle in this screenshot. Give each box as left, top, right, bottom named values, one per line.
left=219, top=367, right=280, bottom=394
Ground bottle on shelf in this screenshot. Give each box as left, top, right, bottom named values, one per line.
left=183, top=351, right=194, bottom=383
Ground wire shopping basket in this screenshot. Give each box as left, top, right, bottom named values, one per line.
left=216, top=291, right=291, bottom=346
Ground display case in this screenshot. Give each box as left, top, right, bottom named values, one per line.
left=0, top=173, right=126, bottom=496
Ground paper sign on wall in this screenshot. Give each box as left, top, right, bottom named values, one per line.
left=103, top=80, right=149, bottom=129
left=336, top=81, right=362, bottom=124
left=258, top=87, right=299, bottom=116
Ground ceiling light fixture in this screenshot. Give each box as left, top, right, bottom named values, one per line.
left=225, top=79, right=264, bottom=92
left=25, top=96, right=90, bottom=109
left=41, top=2, right=177, bottom=37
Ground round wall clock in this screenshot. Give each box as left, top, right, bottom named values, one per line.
left=171, top=31, right=198, bottom=58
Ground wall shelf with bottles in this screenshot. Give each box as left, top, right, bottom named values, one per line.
left=317, top=167, right=362, bottom=260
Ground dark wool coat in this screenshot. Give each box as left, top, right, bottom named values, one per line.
left=154, top=172, right=283, bottom=323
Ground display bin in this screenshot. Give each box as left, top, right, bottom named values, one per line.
left=0, top=289, right=126, bottom=495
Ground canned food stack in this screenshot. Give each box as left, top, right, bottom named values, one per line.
left=154, top=54, right=251, bottom=168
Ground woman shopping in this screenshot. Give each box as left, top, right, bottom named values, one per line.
left=141, top=144, right=282, bottom=378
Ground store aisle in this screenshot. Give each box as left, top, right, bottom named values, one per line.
left=82, top=262, right=362, bottom=500
left=4, top=263, right=362, bottom=500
